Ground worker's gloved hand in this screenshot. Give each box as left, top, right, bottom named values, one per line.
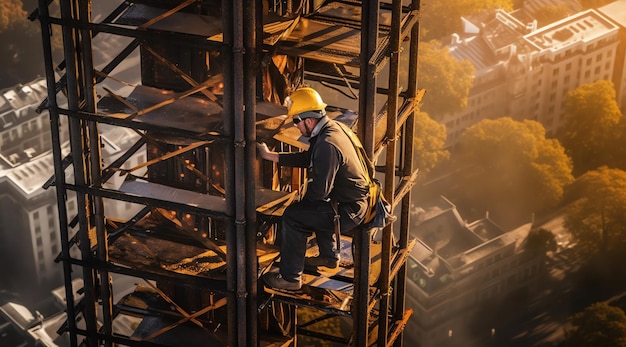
left=257, top=142, right=269, bottom=154
left=257, top=142, right=275, bottom=162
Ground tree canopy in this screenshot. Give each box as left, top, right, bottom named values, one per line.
left=418, top=40, right=475, bottom=117
left=0, top=0, right=49, bottom=88
left=534, top=4, right=573, bottom=27
left=0, top=0, right=27, bottom=31
left=564, top=302, right=626, bottom=347
left=454, top=117, right=573, bottom=221
left=525, top=227, right=557, bottom=255
left=412, top=111, right=449, bottom=174
left=560, top=80, right=623, bottom=175
left=564, top=167, right=626, bottom=254
left=421, top=0, right=513, bottom=41
left=579, top=0, right=615, bottom=9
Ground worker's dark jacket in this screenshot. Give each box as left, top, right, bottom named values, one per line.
left=278, top=118, right=369, bottom=205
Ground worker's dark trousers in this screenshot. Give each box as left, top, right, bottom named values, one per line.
left=279, top=198, right=367, bottom=282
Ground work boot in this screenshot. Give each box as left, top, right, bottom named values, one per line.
left=304, top=256, right=339, bottom=269
left=262, top=272, right=302, bottom=291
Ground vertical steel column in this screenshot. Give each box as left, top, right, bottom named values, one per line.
left=233, top=0, right=249, bottom=346
left=77, top=2, right=113, bottom=346
left=221, top=1, right=239, bottom=346
left=36, top=1, right=78, bottom=346
left=355, top=1, right=379, bottom=346
left=379, top=0, right=403, bottom=344
left=244, top=1, right=259, bottom=345
left=59, top=1, right=98, bottom=346
left=394, top=2, right=422, bottom=346
left=358, top=0, right=379, bottom=156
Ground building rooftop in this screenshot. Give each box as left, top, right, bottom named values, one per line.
left=525, top=9, right=618, bottom=51
left=6, top=151, right=55, bottom=195
left=449, top=35, right=498, bottom=71
left=511, top=0, right=582, bottom=27
left=481, top=11, right=528, bottom=53
left=409, top=196, right=532, bottom=294
left=0, top=78, right=47, bottom=116
left=450, top=6, right=619, bottom=75
left=412, top=196, right=500, bottom=264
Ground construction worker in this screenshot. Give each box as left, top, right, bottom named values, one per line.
left=257, top=87, right=370, bottom=290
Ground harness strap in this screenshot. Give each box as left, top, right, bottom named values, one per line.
left=331, top=200, right=341, bottom=252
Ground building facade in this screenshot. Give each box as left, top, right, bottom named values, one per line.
left=598, top=0, right=626, bottom=112
left=443, top=5, right=622, bottom=147
left=405, top=197, right=543, bottom=347
left=0, top=78, right=145, bottom=302
left=0, top=78, right=68, bottom=300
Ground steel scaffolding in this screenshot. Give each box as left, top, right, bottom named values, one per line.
left=35, top=0, right=424, bottom=346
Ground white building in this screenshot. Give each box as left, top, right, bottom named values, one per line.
left=598, top=0, right=626, bottom=113
left=443, top=6, right=621, bottom=147
left=0, top=78, right=69, bottom=299
left=0, top=78, right=145, bottom=302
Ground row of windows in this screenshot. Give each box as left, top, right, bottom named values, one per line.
left=0, top=114, right=44, bottom=146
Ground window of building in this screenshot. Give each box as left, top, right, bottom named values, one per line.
left=552, top=68, right=559, bottom=76
left=584, top=70, right=590, bottom=79
left=586, top=58, right=592, bottom=66
left=36, top=236, right=43, bottom=246
left=34, top=211, right=40, bottom=220
left=596, top=53, right=602, bottom=62
left=565, top=62, right=571, bottom=71
left=595, top=66, right=601, bottom=75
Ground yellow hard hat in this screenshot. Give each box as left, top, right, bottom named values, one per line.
left=286, top=87, right=327, bottom=116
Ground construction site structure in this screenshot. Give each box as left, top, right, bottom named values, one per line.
left=34, top=0, right=425, bottom=345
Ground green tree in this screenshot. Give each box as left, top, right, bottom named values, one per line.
left=413, top=111, right=449, bottom=174
left=0, top=0, right=48, bottom=88
left=564, top=166, right=626, bottom=254
left=525, top=227, right=557, bottom=255
left=418, top=40, right=475, bottom=117
left=535, top=5, right=573, bottom=27
left=560, top=80, right=623, bottom=175
left=579, top=0, right=614, bottom=9
left=455, top=117, right=573, bottom=220
left=564, top=302, right=626, bottom=347
left=0, top=0, right=27, bottom=31
left=421, top=0, right=513, bottom=41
